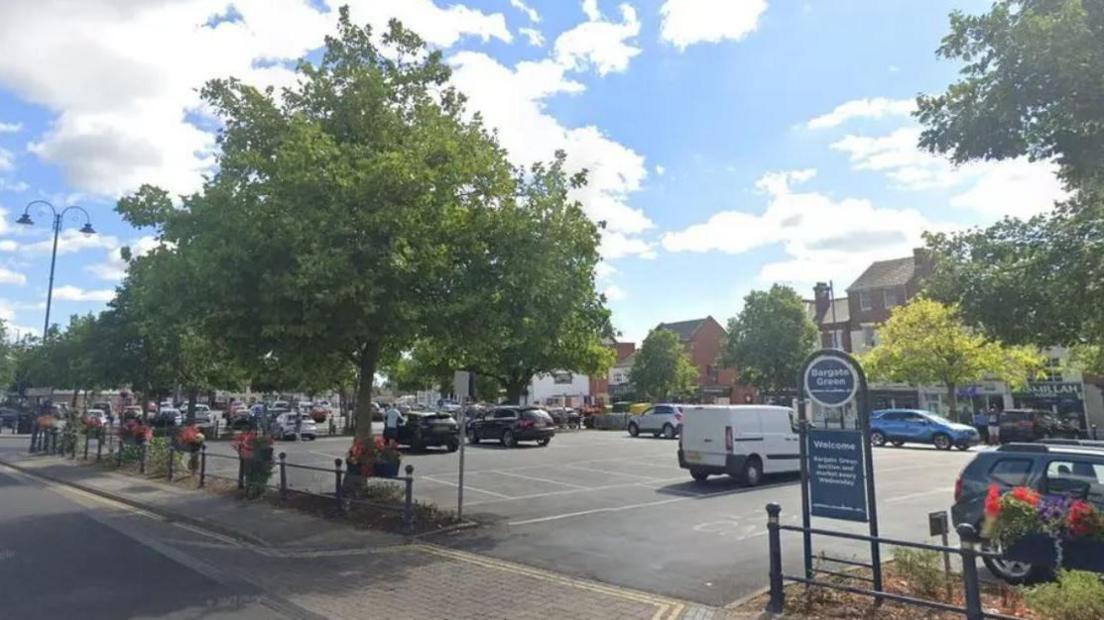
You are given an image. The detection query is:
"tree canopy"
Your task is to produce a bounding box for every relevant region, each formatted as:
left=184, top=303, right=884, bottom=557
left=861, top=299, right=1044, bottom=418
left=629, top=328, right=698, bottom=402
left=724, top=285, right=817, bottom=393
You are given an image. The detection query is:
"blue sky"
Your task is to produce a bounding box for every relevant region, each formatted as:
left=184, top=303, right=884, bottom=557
left=0, top=0, right=1067, bottom=344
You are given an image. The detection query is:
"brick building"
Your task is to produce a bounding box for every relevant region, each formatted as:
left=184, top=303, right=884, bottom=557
left=654, top=316, right=755, bottom=404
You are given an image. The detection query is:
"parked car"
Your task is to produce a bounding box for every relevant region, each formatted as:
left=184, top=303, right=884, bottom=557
left=679, top=405, right=800, bottom=485
left=951, top=440, right=1104, bottom=583
left=396, top=411, right=460, bottom=452
left=546, top=407, right=581, bottom=429
left=270, top=412, right=317, bottom=440
left=870, top=409, right=979, bottom=450
left=467, top=406, right=555, bottom=448
left=151, top=407, right=181, bottom=427
left=85, top=408, right=107, bottom=425
left=627, top=404, right=684, bottom=439
left=998, top=409, right=1079, bottom=443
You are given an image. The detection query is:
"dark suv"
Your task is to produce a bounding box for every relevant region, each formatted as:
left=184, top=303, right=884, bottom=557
left=950, top=441, right=1104, bottom=583
left=396, top=411, right=459, bottom=452
left=467, top=407, right=555, bottom=448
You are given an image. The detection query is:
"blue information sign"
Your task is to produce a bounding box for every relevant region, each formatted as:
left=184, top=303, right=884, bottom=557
left=807, top=429, right=868, bottom=522
left=803, top=355, right=858, bottom=408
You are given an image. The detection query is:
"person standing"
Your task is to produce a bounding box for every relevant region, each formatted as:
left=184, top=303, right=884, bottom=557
left=383, top=404, right=404, bottom=443
left=973, top=408, right=989, bottom=444
left=987, top=406, right=1001, bottom=445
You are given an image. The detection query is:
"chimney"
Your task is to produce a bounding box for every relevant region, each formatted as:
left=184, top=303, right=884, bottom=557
left=813, top=282, right=830, bottom=322
left=913, top=247, right=933, bottom=280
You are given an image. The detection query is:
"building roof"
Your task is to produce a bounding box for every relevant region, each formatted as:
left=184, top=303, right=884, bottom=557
left=655, top=317, right=710, bottom=342
left=805, top=298, right=850, bottom=325
left=847, top=256, right=915, bottom=292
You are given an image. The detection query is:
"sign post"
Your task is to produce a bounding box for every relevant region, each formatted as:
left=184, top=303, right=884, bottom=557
left=453, top=371, right=471, bottom=521
left=798, top=349, right=882, bottom=593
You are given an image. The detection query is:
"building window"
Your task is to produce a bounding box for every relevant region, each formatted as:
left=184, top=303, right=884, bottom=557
left=859, top=290, right=872, bottom=311
left=883, top=289, right=898, bottom=308
left=553, top=372, right=573, bottom=385
left=862, top=325, right=876, bottom=348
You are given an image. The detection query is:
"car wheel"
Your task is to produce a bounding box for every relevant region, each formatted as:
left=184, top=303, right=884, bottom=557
left=446, top=438, right=459, bottom=453
left=870, top=430, right=886, bottom=447
left=305, top=435, right=315, bottom=441
left=627, top=423, right=639, bottom=437
left=690, top=469, right=709, bottom=483
left=501, top=429, right=515, bottom=448
left=891, top=441, right=905, bottom=447
left=662, top=424, right=675, bottom=440
left=741, top=456, right=764, bottom=487
left=982, top=541, right=1049, bottom=585
left=933, top=433, right=952, bottom=450
left=467, top=429, right=480, bottom=444
left=538, top=437, right=551, bottom=447
left=955, top=443, right=971, bottom=451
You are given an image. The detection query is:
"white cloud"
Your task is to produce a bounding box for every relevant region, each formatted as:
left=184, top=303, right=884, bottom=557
left=510, top=0, right=540, bottom=22
left=85, top=234, right=161, bottom=281
left=0, top=178, right=29, bottom=192
left=51, top=284, right=115, bottom=302
left=594, top=261, right=616, bottom=280
left=0, top=147, right=12, bottom=172
left=0, top=240, right=17, bottom=252
left=660, top=0, right=766, bottom=50
left=662, top=169, right=944, bottom=287
left=807, top=97, right=914, bottom=130
left=0, top=121, right=21, bottom=133
left=603, top=284, right=626, bottom=301
left=0, top=0, right=512, bottom=198
left=19, top=228, right=118, bottom=255
left=582, top=0, right=602, bottom=21
left=655, top=165, right=665, bottom=176
left=519, top=27, right=545, bottom=47
left=555, top=2, right=641, bottom=75
left=0, top=266, right=25, bottom=285
left=601, top=230, right=655, bottom=259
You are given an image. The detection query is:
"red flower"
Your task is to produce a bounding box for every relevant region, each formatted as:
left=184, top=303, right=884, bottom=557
left=178, top=425, right=203, bottom=446
left=1068, top=500, right=1097, bottom=537
left=984, top=483, right=1002, bottom=518
left=1010, top=486, right=1041, bottom=507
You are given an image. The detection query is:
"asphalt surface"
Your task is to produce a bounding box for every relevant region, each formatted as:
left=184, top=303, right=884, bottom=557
left=0, top=459, right=299, bottom=620
left=203, top=428, right=980, bottom=606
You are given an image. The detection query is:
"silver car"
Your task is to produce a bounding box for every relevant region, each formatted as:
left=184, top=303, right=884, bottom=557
left=271, top=412, right=317, bottom=440
left=627, top=404, right=684, bottom=439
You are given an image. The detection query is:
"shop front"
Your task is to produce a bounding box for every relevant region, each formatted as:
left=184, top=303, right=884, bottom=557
left=1013, top=382, right=1087, bottom=430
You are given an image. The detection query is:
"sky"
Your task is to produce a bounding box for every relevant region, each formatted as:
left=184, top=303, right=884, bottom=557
left=0, top=0, right=1069, bottom=345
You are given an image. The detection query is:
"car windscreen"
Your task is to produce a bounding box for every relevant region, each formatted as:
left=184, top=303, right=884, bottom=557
left=522, top=410, right=553, bottom=423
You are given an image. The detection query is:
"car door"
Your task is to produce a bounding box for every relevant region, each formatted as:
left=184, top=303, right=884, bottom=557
left=651, top=405, right=674, bottom=431
left=494, top=409, right=518, bottom=438
left=875, top=411, right=901, bottom=439
left=636, top=407, right=656, bottom=431
left=899, top=412, right=928, bottom=440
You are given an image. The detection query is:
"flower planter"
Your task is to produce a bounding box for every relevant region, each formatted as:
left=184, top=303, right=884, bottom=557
left=373, top=461, right=400, bottom=478
left=1004, top=534, right=1104, bottom=572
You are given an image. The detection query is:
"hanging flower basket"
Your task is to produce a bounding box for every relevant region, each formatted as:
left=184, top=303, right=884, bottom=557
left=176, top=425, right=206, bottom=453
left=347, top=436, right=402, bottom=478
left=984, top=484, right=1104, bottom=573
left=119, top=419, right=153, bottom=444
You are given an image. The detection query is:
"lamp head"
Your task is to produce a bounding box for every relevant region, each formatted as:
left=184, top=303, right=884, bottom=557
left=16, top=213, right=33, bottom=226
left=79, top=223, right=96, bottom=235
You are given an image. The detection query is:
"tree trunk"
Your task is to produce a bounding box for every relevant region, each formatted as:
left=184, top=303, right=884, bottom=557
left=353, top=342, right=381, bottom=441
left=946, top=382, right=958, bottom=422
left=504, top=373, right=530, bottom=405
left=187, top=387, right=199, bottom=424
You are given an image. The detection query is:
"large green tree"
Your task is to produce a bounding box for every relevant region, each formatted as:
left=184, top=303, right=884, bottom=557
left=629, top=328, right=698, bottom=402
left=862, top=299, right=1044, bottom=419
left=724, top=285, right=817, bottom=394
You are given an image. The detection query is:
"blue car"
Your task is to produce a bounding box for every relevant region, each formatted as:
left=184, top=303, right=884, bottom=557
left=870, top=409, right=980, bottom=451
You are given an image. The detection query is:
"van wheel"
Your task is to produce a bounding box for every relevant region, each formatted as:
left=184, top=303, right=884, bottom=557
left=690, top=469, right=709, bottom=482
left=933, top=433, right=952, bottom=450
left=870, top=431, right=886, bottom=447
left=627, top=423, right=639, bottom=437
left=741, top=456, right=763, bottom=487
left=662, top=424, right=675, bottom=439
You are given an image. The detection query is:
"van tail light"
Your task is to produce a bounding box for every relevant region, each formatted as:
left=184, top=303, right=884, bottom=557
left=725, top=426, right=733, bottom=453
left=954, top=472, right=964, bottom=503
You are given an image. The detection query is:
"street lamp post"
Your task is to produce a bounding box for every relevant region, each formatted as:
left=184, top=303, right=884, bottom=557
left=15, top=200, right=96, bottom=340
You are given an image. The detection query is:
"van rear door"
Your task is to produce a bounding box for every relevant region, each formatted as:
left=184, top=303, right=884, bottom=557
left=682, top=407, right=727, bottom=468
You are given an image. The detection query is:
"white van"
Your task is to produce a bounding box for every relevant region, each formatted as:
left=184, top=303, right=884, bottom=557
left=678, top=405, right=801, bottom=485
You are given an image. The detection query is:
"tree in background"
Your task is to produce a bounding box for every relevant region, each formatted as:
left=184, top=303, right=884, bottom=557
left=630, top=329, right=698, bottom=402
left=862, top=299, right=1044, bottom=419
left=724, top=285, right=817, bottom=395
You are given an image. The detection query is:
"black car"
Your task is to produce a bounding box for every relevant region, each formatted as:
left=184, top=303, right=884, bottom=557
left=467, top=407, right=555, bottom=448
left=545, top=407, right=581, bottom=429
left=397, top=411, right=460, bottom=452
left=998, top=409, right=1080, bottom=443
left=950, top=440, right=1104, bottom=583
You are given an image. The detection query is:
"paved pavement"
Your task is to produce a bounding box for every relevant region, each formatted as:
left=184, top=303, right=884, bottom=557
left=0, top=436, right=721, bottom=619
left=200, top=428, right=980, bottom=607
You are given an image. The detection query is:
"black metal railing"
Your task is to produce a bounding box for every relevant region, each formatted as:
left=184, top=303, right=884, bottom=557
left=764, top=503, right=1023, bottom=620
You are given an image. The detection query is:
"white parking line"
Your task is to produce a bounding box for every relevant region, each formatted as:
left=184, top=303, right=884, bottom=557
left=489, top=470, right=591, bottom=489
left=564, top=464, right=660, bottom=480
left=421, top=475, right=513, bottom=499
left=884, top=488, right=950, bottom=503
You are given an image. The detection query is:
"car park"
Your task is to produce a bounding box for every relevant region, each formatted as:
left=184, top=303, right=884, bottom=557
left=678, top=405, right=800, bottom=485
left=627, top=404, right=683, bottom=439
left=950, top=440, right=1104, bottom=583
left=870, top=409, right=979, bottom=450
left=396, top=411, right=460, bottom=452
left=270, top=412, right=317, bottom=440
left=467, top=406, right=555, bottom=448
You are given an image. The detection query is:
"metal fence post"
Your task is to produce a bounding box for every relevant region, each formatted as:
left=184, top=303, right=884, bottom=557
left=279, top=452, right=287, bottom=500
left=167, top=445, right=175, bottom=481
left=237, top=455, right=244, bottom=490
left=403, top=464, right=415, bottom=534
left=957, top=524, right=983, bottom=620
left=108, top=420, right=114, bottom=455
left=83, top=432, right=90, bottom=460
left=29, top=427, right=37, bottom=453
left=199, top=444, right=207, bottom=488
left=140, top=442, right=147, bottom=474
left=1093, top=424, right=1098, bottom=441
left=96, top=429, right=103, bottom=462
left=117, top=441, right=124, bottom=467
left=213, top=419, right=220, bottom=440
left=334, top=458, right=344, bottom=513
left=766, top=503, right=785, bottom=614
